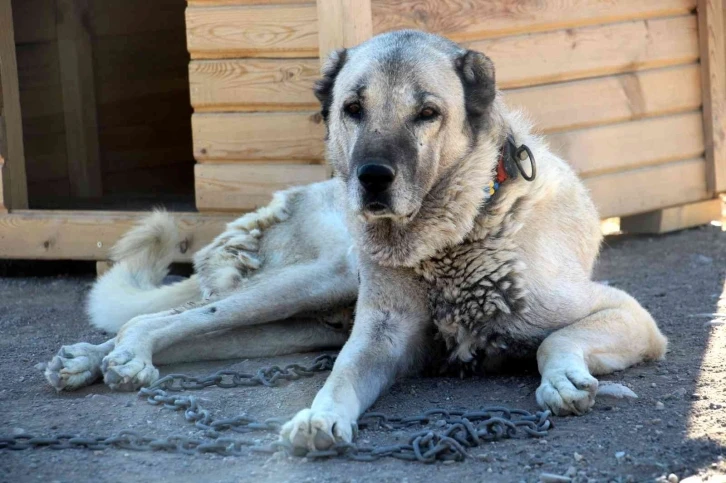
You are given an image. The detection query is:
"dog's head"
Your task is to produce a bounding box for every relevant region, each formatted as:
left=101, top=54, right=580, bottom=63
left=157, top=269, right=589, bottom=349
left=316, top=30, right=498, bottom=225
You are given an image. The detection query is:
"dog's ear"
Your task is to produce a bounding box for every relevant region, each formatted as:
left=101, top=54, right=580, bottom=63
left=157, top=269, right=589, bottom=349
left=314, top=48, right=348, bottom=122
left=455, top=50, right=496, bottom=129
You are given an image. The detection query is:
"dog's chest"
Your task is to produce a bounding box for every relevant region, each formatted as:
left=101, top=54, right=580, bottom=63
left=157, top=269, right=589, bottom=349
left=416, top=235, right=536, bottom=368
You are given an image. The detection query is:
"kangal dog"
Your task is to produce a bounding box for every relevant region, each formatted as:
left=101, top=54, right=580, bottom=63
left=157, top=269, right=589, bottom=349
left=45, top=30, right=667, bottom=452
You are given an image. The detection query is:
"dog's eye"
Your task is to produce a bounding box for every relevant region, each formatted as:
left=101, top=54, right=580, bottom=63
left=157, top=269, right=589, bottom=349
left=417, top=107, right=439, bottom=121
left=344, top=102, right=362, bottom=119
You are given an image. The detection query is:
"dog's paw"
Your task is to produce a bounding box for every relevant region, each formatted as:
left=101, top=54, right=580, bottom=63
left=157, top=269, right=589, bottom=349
left=102, top=349, right=158, bottom=391
left=44, top=341, right=113, bottom=391
left=280, top=408, right=355, bottom=453
left=536, top=367, right=598, bottom=416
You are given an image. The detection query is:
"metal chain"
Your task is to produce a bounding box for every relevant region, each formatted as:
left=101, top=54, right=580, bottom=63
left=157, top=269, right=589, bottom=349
left=0, top=354, right=552, bottom=462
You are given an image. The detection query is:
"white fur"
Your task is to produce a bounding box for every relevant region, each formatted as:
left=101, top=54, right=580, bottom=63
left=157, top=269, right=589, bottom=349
left=86, top=211, right=201, bottom=333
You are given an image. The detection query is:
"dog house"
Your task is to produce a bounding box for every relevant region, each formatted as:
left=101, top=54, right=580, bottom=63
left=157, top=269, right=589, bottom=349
left=1, top=0, right=725, bottom=264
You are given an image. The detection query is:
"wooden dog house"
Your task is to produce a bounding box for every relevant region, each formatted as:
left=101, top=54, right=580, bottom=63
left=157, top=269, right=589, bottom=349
left=1, top=0, right=725, bottom=264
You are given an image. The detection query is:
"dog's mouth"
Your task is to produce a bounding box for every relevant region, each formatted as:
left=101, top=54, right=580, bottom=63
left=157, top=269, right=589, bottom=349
left=359, top=202, right=418, bottom=223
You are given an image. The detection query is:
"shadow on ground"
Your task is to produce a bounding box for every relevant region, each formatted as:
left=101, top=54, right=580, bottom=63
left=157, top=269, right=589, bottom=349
left=1, top=226, right=725, bottom=482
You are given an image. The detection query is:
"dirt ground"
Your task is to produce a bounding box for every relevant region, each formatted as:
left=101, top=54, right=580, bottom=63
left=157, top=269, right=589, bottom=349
left=2, top=225, right=726, bottom=482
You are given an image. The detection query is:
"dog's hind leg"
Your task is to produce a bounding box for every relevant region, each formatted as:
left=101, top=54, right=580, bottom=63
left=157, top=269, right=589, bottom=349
left=101, top=260, right=357, bottom=391
left=535, top=283, right=668, bottom=416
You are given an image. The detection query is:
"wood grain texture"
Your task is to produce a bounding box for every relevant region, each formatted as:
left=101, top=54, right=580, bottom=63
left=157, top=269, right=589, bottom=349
left=620, top=198, right=721, bottom=233
left=698, top=0, right=726, bottom=194
left=584, top=158, right=708, bottom=218
left=186, top=4, right=319, bottom=59
left=550, top=111, right=705, bottom=178
left=192, top=112, right=325, bottom=162
left=195, top=163, right=327, bottom=211
left=0, top=210, right=233, bottom=261
left=372, top=0, right=697, bottom=41
left=0, top=154, right=7, bottom=213
left=317, top=0, right=372, bottom=60
left=56, top=0, right=103, bottom=198
left=472, top=15, right=700, bottom=89
left=189, top=58, right=319, bottom=111
left=0, top=0, right=29, bottom=210
left=506, top=64, right=702, bottom=133
left=189, top=0, right=310, bottom=4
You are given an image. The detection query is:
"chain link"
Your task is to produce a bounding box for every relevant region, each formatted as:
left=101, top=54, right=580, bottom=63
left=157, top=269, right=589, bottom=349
left=1, top=354, right=552, bottom=462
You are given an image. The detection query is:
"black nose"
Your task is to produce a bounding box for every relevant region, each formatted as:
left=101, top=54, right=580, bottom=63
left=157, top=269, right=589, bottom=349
left=357, top=163, right=395, bottom=193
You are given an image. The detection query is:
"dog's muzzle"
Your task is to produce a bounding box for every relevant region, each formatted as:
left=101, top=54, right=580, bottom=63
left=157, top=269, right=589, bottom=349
left=357, top=162, right=396, bottom=214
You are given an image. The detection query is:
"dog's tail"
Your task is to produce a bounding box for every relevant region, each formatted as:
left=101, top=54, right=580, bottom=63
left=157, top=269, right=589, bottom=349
left=86, top=210, right=202, bottom=334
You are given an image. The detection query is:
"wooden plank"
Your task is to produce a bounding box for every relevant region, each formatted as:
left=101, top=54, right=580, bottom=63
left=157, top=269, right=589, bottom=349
left=192, top=112, right=325, bottom=162
left=195, top=163, right=327, bottom=211
left=471, top=15, right=700, bottom=90
left=620, top=198, right=722, bottom=233
left=185, top=4, right=319, bottom=59
left=189, top=0, right=310, bottom=5
left=0, top=155, right=7, bottom=213
left=0, top=210, right=233, bottom=261
left=505, top=64, right=702, bottom=134
left=188, top=61, right=702, bottom=126
left=0, top=0, right=29, bottom=210
left=698, top=0, right=726, bottom=194
left=12, top=0, right=57, bottom=44
left=372, top=0, right=697, bottom=42
left=550, top=111, right=705, bottom=178
left=189, top=58, right=319, bottom=111
left=185, top=11, right=698, bottom=86
left=317, top=0, right=372, bottom=60
left=585, top=158, right=709, bottom=218
left=56, top=0, right=102, bottom=198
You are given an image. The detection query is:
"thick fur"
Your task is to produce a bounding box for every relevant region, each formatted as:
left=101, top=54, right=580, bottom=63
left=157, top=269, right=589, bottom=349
left=87, top=211, right=201, bottom=333
left=46, top=31, right=667, bottom=454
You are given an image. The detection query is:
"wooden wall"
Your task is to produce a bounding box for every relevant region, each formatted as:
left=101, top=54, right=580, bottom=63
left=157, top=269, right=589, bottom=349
left=13, top=0, right=194, bottom=209
left=186, top=0, right=713, bottom=219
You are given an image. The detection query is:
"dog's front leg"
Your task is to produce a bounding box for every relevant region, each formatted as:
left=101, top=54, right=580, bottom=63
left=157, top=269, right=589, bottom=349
left=281, top=262, right=430, bottom=452
left=536, top=283, right=667, bottom=416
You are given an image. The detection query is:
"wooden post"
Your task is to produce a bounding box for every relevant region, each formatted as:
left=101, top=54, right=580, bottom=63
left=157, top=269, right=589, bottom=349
left=698, top=0, right=726, bottom=195
left=316, top=0, right=373, bottom=62
left=316, top=0, right=372, bottom=176
left=0, top=0, right=29, bottom=210
left=56, top=0, right=103, bottom=198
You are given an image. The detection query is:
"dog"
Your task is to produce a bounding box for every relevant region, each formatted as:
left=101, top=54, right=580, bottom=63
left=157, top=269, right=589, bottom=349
left=44, top=30, right=667, bottom=452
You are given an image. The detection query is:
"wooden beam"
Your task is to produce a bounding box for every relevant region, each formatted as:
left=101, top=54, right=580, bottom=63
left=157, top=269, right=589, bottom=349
left=549, top=111, right=705, bottom=178
left=584, top=158, right=709, bottom=218
left=195, top=163, right=328, bottom=211
left=56, top=0, right=103, bottom=198
left=373, top=0, right=696, bottom=42
left=620, top=198, right=722, bottom=233
left=192, top=112, right=325, bottom=162
left=0, top=210, right=234, bottom=261
left=188, top=58, right=319, bottom=112
left=698, top=0, right=726, bottom=194
left=0, top=0, right=29, bottom=210
left=186, top=5, right=319, bottom=59
left=317, top=0, right=372, bottom=61
left=0, top=155, right=7, bottom=213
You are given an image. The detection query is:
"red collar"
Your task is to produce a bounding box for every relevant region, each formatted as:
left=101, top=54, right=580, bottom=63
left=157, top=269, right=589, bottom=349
left=496, top=152, right=510, bottom=184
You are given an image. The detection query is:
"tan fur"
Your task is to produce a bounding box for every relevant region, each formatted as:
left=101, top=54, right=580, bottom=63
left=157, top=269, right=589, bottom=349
left=46, top=31, right=666, bottom=454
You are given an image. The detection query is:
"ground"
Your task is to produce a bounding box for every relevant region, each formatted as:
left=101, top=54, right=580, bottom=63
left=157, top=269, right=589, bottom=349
left=2, top=226, right=726, bottom=483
